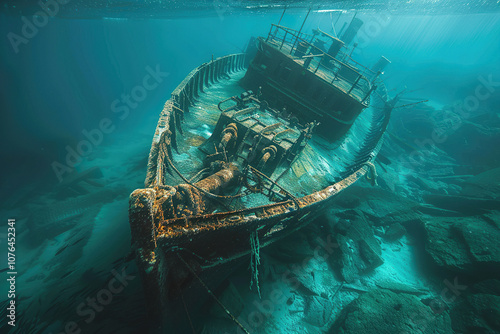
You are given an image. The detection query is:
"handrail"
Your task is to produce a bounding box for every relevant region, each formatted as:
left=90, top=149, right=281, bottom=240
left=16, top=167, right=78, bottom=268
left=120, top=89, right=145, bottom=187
left=266, top=24, right=381, bottom=103
left=144, top=53, right=246, bottom=188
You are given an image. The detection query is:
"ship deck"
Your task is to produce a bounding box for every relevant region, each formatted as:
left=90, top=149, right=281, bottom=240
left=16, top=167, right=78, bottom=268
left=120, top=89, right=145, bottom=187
left=167, top=69, right=376, bottom=210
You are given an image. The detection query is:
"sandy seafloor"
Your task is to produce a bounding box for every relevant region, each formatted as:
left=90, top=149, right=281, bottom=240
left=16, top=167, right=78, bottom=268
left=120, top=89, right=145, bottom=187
left=1, top=2, right=500, bottom=334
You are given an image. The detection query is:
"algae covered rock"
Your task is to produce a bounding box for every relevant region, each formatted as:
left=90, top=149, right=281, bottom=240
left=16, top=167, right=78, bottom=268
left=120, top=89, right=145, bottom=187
left=450, top=293, right=500, bottom=334
left=422, top=215, right=500, bottom=277
left=303, top=294, right=334, bottom=327
left=333, top=214, right=383, bottom=282
left=471, top=279, right=500, bottom=296
left=328, top=289, right=452, bottom=334
left=384, top=222, right=406, bottom=241
left=422, top=219, right=472, bottom=272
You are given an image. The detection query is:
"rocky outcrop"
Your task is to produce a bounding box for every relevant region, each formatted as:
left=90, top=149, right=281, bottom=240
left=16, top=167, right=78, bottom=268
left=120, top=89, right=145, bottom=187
left=335, top=186, right=420, bottom=224
left=460, top=167, right=500, bottom=199
left=423, top=194, right=500, bottom=215
left=328, top=289, right=452, bottom=334
left=383, top=222, right=406, bottom=241
left=332, top=211, right=383, bottom=282
left=303, top=294, right=335, bottom=327
left=420, top=212, right=500, bottom=278
left=450, top=293, right=500, bottom=334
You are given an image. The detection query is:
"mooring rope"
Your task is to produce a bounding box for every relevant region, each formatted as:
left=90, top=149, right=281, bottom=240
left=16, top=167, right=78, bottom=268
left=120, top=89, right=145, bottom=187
left=176, top=254, right=251, bottom=334
left=249, top=230, right=261, bottom=299
left=363, top=161, right=378, bottom=186
left=188, top=167, right=210, bottom=183
left=181, top=294, right=196, bottom=334
left=249, top=166, right=301, bottom=210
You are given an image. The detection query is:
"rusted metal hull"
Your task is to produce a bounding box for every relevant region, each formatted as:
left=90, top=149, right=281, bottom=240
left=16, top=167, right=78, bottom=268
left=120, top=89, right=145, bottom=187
left=130, top=164, right=371, bottom=331
left=129, top=44, right=391, bottom=330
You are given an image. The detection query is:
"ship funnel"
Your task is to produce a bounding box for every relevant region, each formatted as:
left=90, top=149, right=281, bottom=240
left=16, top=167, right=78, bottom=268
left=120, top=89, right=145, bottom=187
left=327, top=37, right=344, bottom=58
left=341, top=17, right=363, bottom=45
left=370, top=56, right=391, bottom=79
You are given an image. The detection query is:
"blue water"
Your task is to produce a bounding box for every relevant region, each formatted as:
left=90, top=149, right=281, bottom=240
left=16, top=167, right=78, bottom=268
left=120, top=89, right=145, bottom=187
left=1, top=1, right=500, bottom=333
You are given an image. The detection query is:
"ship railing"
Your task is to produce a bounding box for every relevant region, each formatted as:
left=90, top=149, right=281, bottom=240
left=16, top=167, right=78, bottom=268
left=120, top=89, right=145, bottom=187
left=266, top=24, right=382, bottom=104
left=144, top=53, right=247, bottom=188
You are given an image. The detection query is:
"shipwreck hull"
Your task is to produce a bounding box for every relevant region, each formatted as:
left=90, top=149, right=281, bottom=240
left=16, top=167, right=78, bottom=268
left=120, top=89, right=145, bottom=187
left=130, top=162, right=373, bottom=332
left=129, top=44, right=392, bottom=331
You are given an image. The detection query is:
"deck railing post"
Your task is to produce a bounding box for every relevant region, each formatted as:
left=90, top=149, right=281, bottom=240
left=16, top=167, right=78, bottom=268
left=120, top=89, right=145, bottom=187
left=371, top=71, right=381, bottom=84
left=200, top=67, right=205, bottom=92
left=331, top=66, right=339, bottom=84
left=211, top=61, right=216, bottom=83
left=216, top=59, right=220, bottom=80
left=189, top=79, right=194, bottom=101
left=362, top=84, right=377, bottom=103
left=196, top=72, right=201, bottom=96
left=348, top=74, right=362, bottom=94
left=314, top=54, right=324, bottom=74
left=204, top=65, right=210, bottom=87
left=193, top=73, right=198, bottom=97
left=183, top=90, right=188, bottom=110
left=266, top=24, right=274, bottom=42
left=214, top=58, right=219, bottom=81
left=280, top=31, right=288, bottom=50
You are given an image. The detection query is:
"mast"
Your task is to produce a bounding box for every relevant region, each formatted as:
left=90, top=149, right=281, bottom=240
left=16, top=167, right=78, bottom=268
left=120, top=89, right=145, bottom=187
left=278, top=5, right=287, bottom=25
left=291, top=7, right=312, bottom=53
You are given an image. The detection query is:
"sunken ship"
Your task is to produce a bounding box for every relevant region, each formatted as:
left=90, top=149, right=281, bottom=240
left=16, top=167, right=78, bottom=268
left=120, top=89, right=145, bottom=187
left=129, top=16, right=395, bottom=332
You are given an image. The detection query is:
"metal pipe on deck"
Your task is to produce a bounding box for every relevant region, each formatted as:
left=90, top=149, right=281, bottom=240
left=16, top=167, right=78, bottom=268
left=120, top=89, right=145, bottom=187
left=194, top=163, right=241, bottom=194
